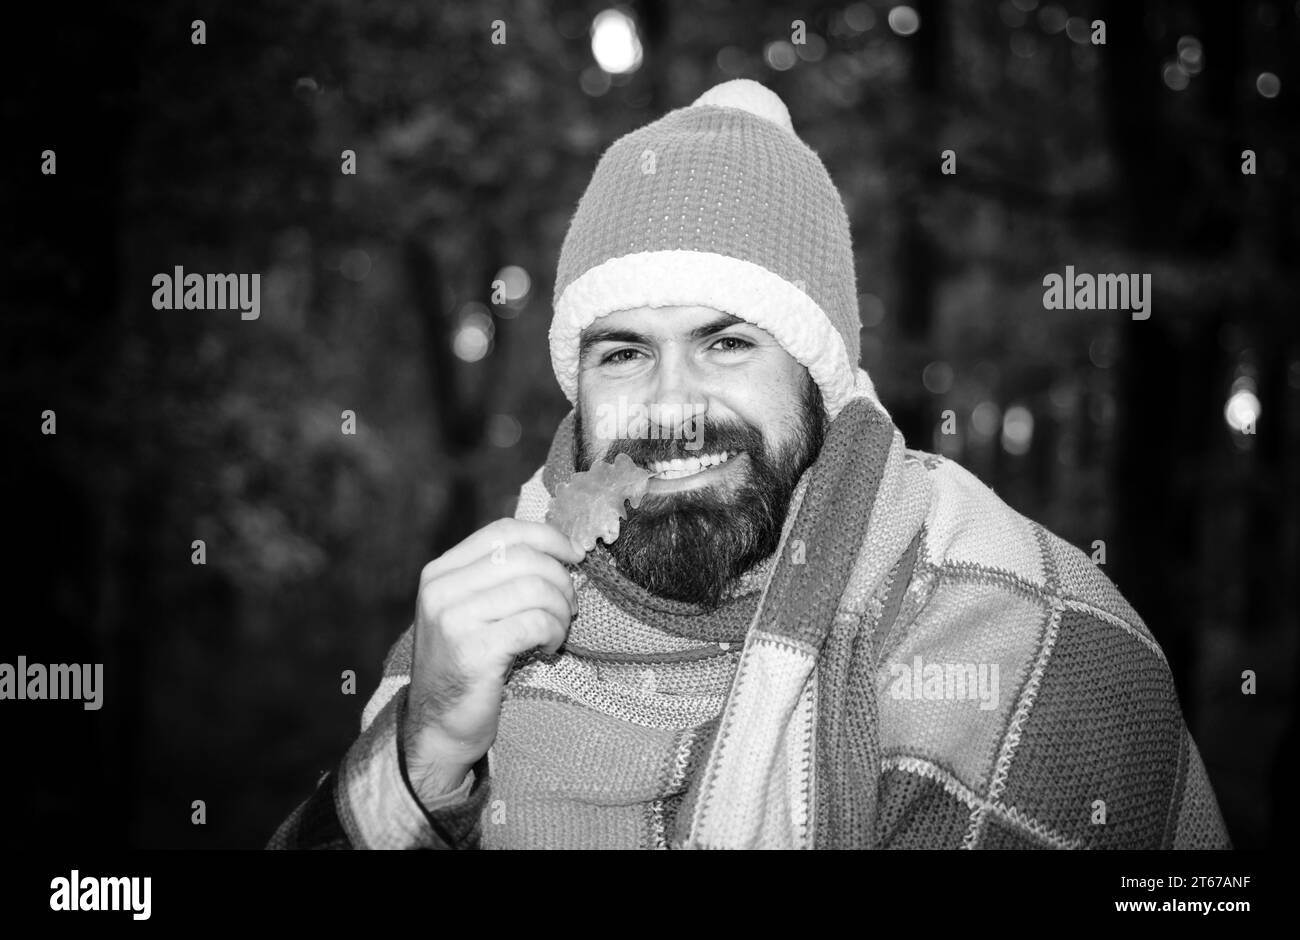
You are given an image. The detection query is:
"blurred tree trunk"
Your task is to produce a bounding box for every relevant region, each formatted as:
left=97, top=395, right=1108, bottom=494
left=1102, top=0, right=1219, bottom=716
left=1251, top=0, right=1300, bottom=851
left=634, top=0, right=669, bottom=112
left=405, top=222, right=478, bottom=557
left=889, top=0, right=946, bottom=451
left=405, top=214, right=513, bottom=557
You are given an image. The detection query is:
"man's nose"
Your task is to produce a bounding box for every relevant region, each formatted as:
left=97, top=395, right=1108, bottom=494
left=651, top=349, right=693, bottom=400
left=648, top=351, right=707, bottom=432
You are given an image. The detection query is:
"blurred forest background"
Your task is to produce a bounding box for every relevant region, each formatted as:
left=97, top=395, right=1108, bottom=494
left=2, top=0, right=1296, bottom=849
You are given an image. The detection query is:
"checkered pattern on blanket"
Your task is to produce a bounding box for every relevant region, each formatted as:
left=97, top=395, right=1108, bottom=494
left=268, top=376, right=1229, bottom=850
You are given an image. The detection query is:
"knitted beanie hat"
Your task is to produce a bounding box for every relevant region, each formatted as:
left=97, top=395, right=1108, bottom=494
left=550, top=78, right=876, bottom=420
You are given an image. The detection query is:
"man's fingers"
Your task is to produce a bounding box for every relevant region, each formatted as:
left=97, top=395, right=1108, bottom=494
left=423, top=545, right=577, bottom=614
left=422, top=519, right=584, bottom=584
left=490, top=608, right=569, bottom=659
left=449, top=575, right=574, bottom=633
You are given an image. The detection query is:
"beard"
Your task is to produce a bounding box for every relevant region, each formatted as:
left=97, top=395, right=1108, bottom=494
left=573, top=375, right=825, bottom=610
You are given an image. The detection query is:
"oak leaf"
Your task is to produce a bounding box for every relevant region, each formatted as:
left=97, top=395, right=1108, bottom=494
left=546, top=453, right=653, bottom=552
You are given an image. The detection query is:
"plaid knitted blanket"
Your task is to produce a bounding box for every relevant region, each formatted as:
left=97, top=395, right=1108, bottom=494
left=268, top=370, right=1230, bottom=849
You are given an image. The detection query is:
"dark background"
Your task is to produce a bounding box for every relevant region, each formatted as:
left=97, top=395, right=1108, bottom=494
left=1, top=0, right=1295, bottom=849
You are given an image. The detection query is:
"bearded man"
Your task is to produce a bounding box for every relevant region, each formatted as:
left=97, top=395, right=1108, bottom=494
left=269, top=80, right=1230, bottom=850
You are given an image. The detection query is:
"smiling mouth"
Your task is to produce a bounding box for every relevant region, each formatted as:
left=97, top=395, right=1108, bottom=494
left=643, top=450, right=741, bottom=480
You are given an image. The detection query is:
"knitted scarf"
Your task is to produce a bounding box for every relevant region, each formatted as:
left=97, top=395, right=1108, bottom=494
left=483, top=373, right=927, bottom=848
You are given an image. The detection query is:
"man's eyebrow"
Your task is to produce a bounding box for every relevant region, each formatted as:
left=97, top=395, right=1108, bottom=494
left=579, top=326, right=646, bottom=361
left=689, top=313, right=746, bottom=339
left=578, top=314, right=748, bottom=361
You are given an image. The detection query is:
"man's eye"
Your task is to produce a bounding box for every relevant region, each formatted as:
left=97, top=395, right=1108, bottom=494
left=601, top=348, right=643, bottom=365
left=711, top=336, right=753, bottom=352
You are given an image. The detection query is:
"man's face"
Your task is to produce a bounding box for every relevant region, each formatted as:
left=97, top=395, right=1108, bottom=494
left=574, top=305, right=826, bottom=609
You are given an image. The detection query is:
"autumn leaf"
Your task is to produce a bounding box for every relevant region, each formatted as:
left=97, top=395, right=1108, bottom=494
left=546, top=452, right=654, bottom=552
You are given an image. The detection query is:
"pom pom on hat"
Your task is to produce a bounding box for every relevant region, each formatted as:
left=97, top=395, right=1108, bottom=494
left=690, top=79, right=795, bottom=135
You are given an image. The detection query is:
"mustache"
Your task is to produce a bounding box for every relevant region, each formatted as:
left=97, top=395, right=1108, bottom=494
left=597, top=421, right=765, bottom=466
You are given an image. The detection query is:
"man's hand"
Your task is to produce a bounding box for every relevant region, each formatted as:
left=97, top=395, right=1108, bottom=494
left=401, top=519, right=585, bottom=807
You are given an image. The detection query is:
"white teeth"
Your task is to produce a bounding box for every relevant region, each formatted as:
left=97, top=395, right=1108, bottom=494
left=646, top=451, right=738, bottom=478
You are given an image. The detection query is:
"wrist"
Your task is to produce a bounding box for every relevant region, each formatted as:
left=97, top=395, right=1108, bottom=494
left=401, top=720, right=474, bottom=803
left=405, top=748, right=472, bottom=804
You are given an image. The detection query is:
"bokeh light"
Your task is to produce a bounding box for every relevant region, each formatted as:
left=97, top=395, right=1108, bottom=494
left=888, top=6, right=921, bottom=37
left=795, top=33, right=827, bottom=62
left=453, top=305, right=494, bottom=363
left=1256, top=72, right=1281, bottom=98
left=1002, top=404, right=1035, bottom=456
left=580, top=65, right=612, bottom=96
left=764, top=40, right=798, bottom=71
left=493, top=264, right=531, bottom=317
left=971, top=401, right=1002, bottom=440
left=1049, top=380, right=1078, bottom=416
left=1163, top=62, right=1190, bottom=91
left=716, top=46, right=749, bottom=76
left=1037, top=4, right=1068, bottom=34
left=859, top=293, right=886, bottom=329
left=591, top=9, right=642, bottom=75
left=487, top=413, right=523, bottom=448
left=293, top=76, right=321, bottom=101
left=1225, top=374, right=1261, bottom=435
left=1177, top=36, right=1204, bottom=75
left=923, top=361, right=955, bottom=395
left=1224, top=388, right=1261, bottom=433
left=1089, top=335, right=1116, bottom=369
left=844, top=2, right=876, bottom=32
